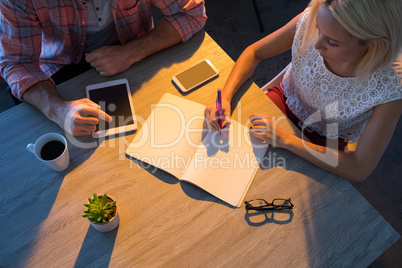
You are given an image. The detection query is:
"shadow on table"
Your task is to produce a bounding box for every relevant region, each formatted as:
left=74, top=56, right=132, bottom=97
left=180, top=181, right=235, bottom=209
left=126, top=156, right=235, bottom=208
left=0, top=124, right=100, bottom=267
left=135, top=30, right=205, bottom=92
left=245, top=209, right=294, bottom=226
left=74, top=225, right=119, bottom=267
left=66, top=135, right=101, bottom=171
left=127, top=157, right=179, bottom=185
left=257, top=145, right=389, bottom=266
left=255, top=147, right=337, bottom=266
left=57, top=31, right=204, bottom=103
left=1, top=174, right=65, bottom=267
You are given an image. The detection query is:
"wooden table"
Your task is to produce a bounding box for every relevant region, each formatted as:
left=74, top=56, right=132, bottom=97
left=0, top=31, right=399, bottom=267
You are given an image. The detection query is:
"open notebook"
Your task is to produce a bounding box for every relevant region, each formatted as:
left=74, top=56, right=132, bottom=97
left=125, top=93, right=269, bottom=207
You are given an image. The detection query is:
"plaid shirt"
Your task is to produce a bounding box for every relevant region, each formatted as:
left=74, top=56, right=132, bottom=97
left=0, top=0, right=206, bottom=99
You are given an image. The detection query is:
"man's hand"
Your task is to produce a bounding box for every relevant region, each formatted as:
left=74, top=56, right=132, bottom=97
left=85, top=45, right=135, bottom=76
left=61, top=99, right=113, bottom=136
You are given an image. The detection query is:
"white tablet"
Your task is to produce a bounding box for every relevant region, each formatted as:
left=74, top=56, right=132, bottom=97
left=86, top=78, right=137, bottom=138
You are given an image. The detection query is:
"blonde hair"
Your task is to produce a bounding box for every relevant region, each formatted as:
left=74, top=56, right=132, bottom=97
left=302, top=0, right=402, bottom=81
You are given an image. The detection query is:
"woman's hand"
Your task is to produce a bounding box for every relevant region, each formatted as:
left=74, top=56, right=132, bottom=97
left=249, top=113, right=289, bottom=147
left=204, top=98, right=231, bottom=130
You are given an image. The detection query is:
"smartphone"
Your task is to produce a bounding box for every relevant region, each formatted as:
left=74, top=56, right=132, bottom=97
left=86, top=78, right=137, bottom=138
left=172, top=59, right=219, bottom=92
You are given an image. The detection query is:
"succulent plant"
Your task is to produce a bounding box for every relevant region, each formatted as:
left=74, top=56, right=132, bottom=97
left=82, top=193, right=117, bottom=224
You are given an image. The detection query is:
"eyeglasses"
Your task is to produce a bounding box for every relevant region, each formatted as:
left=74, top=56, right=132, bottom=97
left=245, top=198, right=294, bottom=211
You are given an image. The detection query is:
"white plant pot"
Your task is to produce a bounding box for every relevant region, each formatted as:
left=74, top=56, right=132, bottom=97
left=87, top=195, right=120, bottom=232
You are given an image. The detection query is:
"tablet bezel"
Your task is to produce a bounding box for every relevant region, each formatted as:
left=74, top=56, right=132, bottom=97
left=86, top=78, right=137, bottom=138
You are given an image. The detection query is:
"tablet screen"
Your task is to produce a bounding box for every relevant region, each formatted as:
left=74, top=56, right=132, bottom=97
left=87, top=83, right=135, bottom=131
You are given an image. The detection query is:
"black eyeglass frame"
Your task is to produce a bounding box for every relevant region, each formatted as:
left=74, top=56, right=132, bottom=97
left=244, top=198, right=294, bottom=211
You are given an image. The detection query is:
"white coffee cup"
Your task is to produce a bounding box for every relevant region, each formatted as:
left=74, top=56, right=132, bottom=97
left=27, top=133, right=70, bottom=171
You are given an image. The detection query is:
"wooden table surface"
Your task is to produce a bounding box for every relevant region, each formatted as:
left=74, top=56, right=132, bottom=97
left=0, top=31, right=399, bottom=267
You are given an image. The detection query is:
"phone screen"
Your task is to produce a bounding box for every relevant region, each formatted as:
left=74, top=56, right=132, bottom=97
left=88, top=83, right=135, bottom=131
left=175, top=60, right=218, bottom=91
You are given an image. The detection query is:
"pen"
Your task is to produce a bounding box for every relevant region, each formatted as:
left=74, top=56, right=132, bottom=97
left=216, top=88, right=223, bottom=134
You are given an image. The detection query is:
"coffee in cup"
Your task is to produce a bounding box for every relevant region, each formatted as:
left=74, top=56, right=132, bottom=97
left=27, top=133, right=70, bottom=171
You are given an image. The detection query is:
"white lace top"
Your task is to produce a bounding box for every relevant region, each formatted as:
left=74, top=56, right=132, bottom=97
left=282, top=9, right=402, bottom=143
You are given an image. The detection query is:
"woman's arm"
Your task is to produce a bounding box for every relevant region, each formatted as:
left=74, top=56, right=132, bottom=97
left=205, top=13, right=301, bottom=130
left=222, top=13, right=301, bottom=101
left=250, top=99, right=402, bottom=182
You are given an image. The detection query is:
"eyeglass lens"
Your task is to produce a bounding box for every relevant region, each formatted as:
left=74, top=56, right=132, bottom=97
left=246, top=199, right=293, bottom=209
left=248, top=199, right=269, bottom=207
left=272, top=199, right=292, bottom=207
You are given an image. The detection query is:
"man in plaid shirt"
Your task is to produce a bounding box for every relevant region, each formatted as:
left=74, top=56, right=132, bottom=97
left=0, top=0, right=206, bottom=136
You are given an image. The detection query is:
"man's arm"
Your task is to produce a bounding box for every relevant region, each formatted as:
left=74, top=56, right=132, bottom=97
left=22, top=80, right=112, bottom=136
left=0, top=0, right=50, bottom=100
left=85, top=19, right=182, bottom=76
left=86, top=0, right=207, bottom=76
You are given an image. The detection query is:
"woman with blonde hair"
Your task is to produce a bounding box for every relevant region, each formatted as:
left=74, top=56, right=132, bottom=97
left=204, top=0, right=402, bottom=181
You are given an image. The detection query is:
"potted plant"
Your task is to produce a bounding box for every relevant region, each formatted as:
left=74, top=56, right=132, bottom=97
left=82, top=193, right=120, bottom=232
